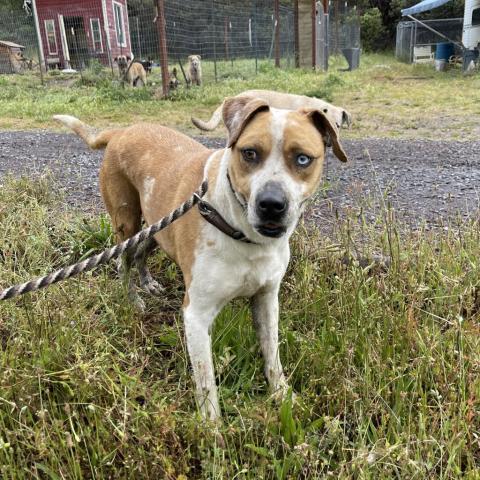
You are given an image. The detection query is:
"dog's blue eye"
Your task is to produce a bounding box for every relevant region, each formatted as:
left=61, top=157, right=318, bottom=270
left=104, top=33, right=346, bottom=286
left=296, top=154, right=312, bottom=168
left=242, top=149, right=258, bottom=163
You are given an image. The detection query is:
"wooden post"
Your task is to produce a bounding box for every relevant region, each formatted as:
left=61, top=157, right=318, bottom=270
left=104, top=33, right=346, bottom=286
left=155, top=0, right=169, bottom=97
left=274, top=0, right=280, bottom=67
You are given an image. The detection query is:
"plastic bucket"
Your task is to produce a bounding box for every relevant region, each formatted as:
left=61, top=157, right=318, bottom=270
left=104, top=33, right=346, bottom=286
left=435, top=42, right=454, bottom=61
left=435, top=59, right=446, bottom=71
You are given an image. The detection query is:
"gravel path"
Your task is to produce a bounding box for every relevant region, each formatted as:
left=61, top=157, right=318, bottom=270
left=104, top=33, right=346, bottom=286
left=0, top=130, right=479, bottom=228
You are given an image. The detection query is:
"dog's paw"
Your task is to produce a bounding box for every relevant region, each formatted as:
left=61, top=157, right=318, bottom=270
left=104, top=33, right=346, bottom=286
left=128, top=291, right=146, bottom=312
left=270, top=383, right=297, bottom=405
left=140, top=278, right=164, bottom=296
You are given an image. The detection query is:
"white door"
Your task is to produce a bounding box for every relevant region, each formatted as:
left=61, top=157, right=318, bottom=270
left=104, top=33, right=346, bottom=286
left=58, top=14, right=70, bottom=68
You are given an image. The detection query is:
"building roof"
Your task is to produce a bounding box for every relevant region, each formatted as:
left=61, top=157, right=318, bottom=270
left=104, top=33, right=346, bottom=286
left=0, top=40, right=25, bottom=49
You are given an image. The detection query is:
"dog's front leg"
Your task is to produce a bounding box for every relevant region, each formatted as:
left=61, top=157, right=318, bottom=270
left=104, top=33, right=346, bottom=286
left=251, top=286, right=288, bottom=397
left=183, top=299, right=221, bottom=421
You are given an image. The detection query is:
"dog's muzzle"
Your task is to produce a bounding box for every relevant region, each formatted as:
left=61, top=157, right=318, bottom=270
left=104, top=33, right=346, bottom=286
left=255, top=181, right=288, bottom=238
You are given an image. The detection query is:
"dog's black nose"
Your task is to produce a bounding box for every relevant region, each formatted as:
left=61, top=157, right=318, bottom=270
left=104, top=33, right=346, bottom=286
left=256, top=183, right=288, bottom=221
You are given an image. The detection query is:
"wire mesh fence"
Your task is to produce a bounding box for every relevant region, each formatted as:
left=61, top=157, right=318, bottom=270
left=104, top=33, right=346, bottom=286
left=0, top=0, right=364, bottom=92
left=396, top=18, right=463, bottom=63
left=164, top=0, right=295, bottom=83
left=328, top=4, right=360, bottom=55
left=0, top=0, right=296, bottom=89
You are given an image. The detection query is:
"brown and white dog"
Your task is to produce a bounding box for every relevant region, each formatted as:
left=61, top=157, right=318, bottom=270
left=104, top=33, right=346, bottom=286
left=114, top=55, right=147, bottom=87
left=53, top=96, right=347, bottom=421
left=192, top=89, right=352, bottom=131
left=186, top=55, right=202, bottom=86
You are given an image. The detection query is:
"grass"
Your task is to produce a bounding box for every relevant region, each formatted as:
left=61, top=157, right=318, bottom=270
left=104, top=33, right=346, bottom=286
left=1, top=51, right=480, bottom=477
left=0, top=53, right=479, bottom=139
left=1, top=175, right=480, bottom=478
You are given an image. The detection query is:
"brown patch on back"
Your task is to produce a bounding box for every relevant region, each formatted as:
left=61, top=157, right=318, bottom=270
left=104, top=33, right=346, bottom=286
left=98, top=123, right=213, bottom=293
left=228, top=110, right=273, bottom=202
left=283, top=111, right=326, bottom=198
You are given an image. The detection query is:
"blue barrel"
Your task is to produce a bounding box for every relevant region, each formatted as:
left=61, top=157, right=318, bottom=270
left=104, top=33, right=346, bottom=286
left=435, top=42, right=454, bottom=61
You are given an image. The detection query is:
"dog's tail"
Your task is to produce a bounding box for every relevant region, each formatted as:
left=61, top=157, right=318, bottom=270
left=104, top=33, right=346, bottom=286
left=191, top=102, right=224, bottom=131
left=53, top=115, right=120, bottom=149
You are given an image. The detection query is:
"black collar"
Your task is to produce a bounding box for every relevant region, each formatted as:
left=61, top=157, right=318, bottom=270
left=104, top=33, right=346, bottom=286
left=196, top=173, right=255, bottom=244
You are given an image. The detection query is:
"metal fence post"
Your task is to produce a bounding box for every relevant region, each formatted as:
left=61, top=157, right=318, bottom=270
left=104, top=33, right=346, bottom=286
left=274, top=0, right=280, bottom=67
left=224, top=16, right=229, bottom=62
left=136, top=17, right=142, bottom=58
left=311, top=0, right=316, bottom=69
left=294, top=0, right=299, bottom=68
left=155, top=0, right=170, bottom=97
left=211, top=0, right=218, bottom=82
left=31, top=0, right=44, bottom=84
left=254, top=0, right=258, bottom=74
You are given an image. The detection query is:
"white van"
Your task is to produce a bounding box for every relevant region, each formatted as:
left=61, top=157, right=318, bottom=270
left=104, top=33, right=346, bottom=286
left=463, top=0, right=480, bottom=49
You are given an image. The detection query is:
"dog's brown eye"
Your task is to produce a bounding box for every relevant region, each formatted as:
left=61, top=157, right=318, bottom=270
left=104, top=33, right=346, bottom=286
left=241, top=149, right=258, bottom=163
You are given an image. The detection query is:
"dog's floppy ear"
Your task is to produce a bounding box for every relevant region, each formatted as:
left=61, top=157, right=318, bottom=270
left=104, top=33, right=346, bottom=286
left=126, top=55, right=131, bottom=62
left=197, top=55, right=201, bottom=59
left=303, top=108, right=348, bottom=162
left=114, top=57, right=118, bottom=63
left=223, top=96, right=270, bottom=148
left=188, top=55, right=193, bottom=61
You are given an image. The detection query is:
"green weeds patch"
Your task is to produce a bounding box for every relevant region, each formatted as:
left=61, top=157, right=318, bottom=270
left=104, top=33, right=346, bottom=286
left=2, top=54, right=479, bottom=139
left=1, top=176, right=480, bottom=478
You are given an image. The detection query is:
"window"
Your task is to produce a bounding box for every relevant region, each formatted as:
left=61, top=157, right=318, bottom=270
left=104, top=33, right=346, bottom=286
left=90, top=18, right=103, bottom=52
left=113, top=2, right=126, bottom=47
left=473, top=7, right=480, bottom=26
left=45, top=19, right=57, bottom=54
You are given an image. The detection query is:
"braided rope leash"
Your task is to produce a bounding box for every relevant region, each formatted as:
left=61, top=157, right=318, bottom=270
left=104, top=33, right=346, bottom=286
left=0, top=181, right=208, bottom=302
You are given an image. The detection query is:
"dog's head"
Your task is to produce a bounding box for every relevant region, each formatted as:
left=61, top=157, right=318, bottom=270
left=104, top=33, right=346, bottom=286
left=169, top=67, right=179, bottom=89
left=325, top=105, right=352, bottom=130
left=141, top=58, right=153, bottom=73
left=114, top=55, right=130, bottom=74
left=188, top=55, right=201, bottom=71
left=223, top=96, right=347, bottom=240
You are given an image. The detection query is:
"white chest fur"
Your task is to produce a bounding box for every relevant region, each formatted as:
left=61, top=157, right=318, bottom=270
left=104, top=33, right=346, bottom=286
left=189, top=223, right=290, bottom=307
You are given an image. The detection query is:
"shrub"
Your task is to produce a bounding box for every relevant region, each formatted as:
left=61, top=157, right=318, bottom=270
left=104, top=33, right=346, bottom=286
left=360, top=7, right=386, bottom=52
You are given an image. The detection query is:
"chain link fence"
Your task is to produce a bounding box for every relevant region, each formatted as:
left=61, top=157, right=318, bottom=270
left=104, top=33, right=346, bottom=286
left=396, top=18, right=463, bottom=63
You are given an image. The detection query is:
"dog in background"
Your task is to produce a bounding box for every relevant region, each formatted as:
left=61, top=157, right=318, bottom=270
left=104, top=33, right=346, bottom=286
left=114, top=55, right=147, bottom=87
left=139, top=57, right=153, bottom=74
left=186, top=55, right=202, bottom=86
left=168, top=67, right=180, bottom=90
left=192, top=89, right=352, bottom=132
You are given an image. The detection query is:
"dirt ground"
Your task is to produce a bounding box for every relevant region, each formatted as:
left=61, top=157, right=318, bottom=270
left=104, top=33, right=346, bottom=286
left=0, top=130, right=479, bottom=229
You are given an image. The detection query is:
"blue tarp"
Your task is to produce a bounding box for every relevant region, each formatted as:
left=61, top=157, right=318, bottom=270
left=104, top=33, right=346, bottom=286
left=401, top=0, right=451, bottom=16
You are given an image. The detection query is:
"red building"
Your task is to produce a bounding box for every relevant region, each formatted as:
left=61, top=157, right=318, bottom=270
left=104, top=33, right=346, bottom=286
left=33, top=0, right=132, bottom=69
